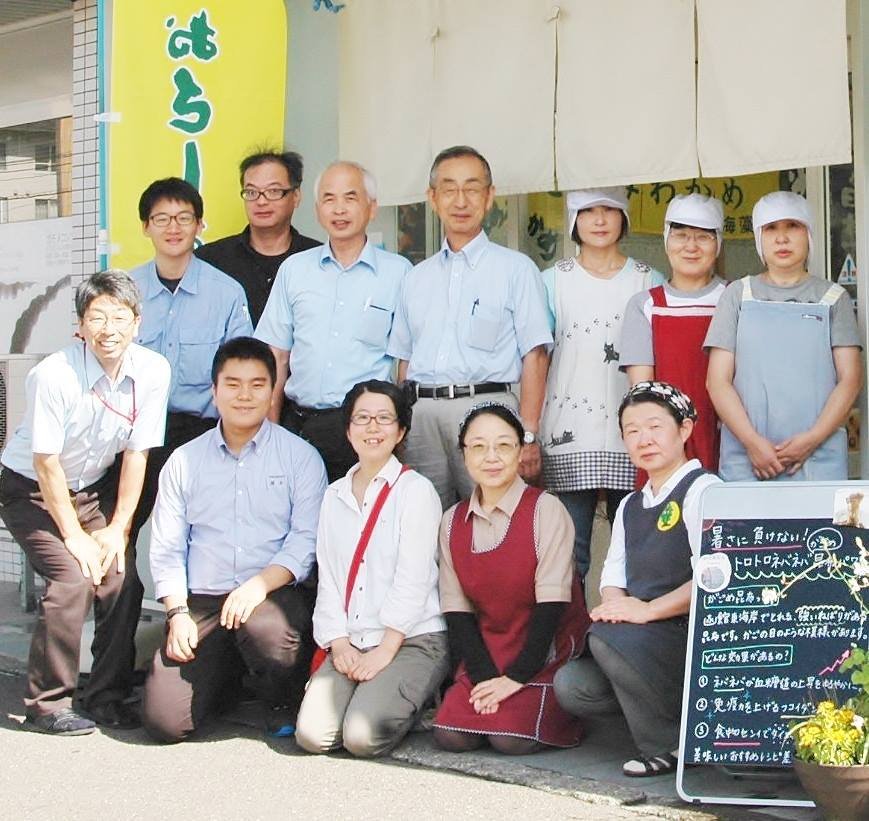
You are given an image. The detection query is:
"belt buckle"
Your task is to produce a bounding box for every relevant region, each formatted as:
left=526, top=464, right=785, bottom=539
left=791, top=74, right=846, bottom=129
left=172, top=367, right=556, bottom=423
left=447, top=384, right=455, bottom=400
left=468, top=384, right=476, bottom=398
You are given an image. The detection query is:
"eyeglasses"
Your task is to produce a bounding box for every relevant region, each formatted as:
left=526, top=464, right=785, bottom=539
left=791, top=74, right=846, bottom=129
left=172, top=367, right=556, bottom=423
left=240, top=187, right=296, bottom=202
left=149, top=212, right=197, bottom=227
left=463, top=441, right=519, bottom=459
left=350, top=412, right=399, bottom=426
left=668, top=229, right=716, bottom=248
left=82, top=314, right=137, bottom=332
left=434, top=184, right=490, bottom=202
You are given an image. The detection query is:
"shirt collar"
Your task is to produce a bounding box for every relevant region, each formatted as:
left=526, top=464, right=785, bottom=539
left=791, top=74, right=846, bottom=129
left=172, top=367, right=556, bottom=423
left=440, top=230, right=489, bottom=269
left=241, top=224, right=299, bottom=255
left=641, top=458, right=702, bottom=505
left=319, top=238, right=377, bottom=273
left=337, top=454, right=404, bottom=505
left=140, top=256, right=200, bottom=297
left=465, top=474, right=526, bottom=522
left=82, top=341, right=133, bottom=389
left=214, top=417, right=270, bottom=457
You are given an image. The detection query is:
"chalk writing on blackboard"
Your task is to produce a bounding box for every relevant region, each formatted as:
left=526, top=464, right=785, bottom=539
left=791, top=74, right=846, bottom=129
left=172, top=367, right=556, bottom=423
left=683, top=519, right=868, bottom=766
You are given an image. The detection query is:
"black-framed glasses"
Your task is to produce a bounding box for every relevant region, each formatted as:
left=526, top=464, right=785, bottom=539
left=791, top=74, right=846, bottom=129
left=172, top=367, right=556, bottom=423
left=240, top=187, right=296, bottom=202
left=149, top=212, right=197, bottom=227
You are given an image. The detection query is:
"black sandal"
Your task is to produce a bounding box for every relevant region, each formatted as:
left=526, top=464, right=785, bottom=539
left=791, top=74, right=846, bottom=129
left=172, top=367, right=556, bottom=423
left=623, top=752, right=678, bottom=777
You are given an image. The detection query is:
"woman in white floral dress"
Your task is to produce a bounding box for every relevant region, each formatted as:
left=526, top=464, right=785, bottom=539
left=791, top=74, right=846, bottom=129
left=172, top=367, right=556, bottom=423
left=540, top=188, right=664, bottom=580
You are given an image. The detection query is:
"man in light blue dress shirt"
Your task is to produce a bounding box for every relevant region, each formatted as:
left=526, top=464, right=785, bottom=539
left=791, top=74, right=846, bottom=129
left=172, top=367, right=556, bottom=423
left=255, top=161, right=411, bottom=481
left=129, top=177, right=252, bottom=537
left=142, top=337, right=327, bottom=742
left=0, top=271, right=170, bottom=735
left=389, top=146, right=553, bottom=508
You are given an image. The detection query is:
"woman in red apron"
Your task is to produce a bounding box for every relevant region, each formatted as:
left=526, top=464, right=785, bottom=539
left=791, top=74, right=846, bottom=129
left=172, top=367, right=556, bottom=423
left=621, top=193, right=726, bottom=481
left=433, top=403, right=590, bottom=754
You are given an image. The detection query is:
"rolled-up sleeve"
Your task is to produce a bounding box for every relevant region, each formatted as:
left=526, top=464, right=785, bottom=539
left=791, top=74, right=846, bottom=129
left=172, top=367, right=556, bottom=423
left=270, top=445, right=327, bottom=582
left=379, top=477, right=443, bottom=634
left=150, top=451, right=191, bottom=601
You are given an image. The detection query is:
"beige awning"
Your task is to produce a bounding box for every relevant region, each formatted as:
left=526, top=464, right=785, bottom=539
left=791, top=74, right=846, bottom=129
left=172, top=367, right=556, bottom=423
left=338, top=0, right=852, bottom=206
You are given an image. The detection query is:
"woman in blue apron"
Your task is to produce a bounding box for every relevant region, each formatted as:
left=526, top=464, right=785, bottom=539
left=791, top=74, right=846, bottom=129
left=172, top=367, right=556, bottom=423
left=553, top=382, right=720, bottom=777
left=705, top=191, right=862, bottom=482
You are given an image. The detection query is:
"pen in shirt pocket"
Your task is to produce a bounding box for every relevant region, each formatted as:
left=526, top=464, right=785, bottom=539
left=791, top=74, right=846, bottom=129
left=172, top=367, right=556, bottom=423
left=471, top=298, right=480, bottom=316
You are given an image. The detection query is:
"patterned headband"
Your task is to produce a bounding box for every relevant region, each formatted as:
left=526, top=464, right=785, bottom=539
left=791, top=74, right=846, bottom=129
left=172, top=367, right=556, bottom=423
left=620, top=380, right=697, bottom=422
left=459, top=400, right=523, bottom=432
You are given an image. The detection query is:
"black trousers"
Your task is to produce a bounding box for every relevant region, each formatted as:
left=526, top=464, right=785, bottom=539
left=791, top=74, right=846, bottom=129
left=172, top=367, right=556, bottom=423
left=280, top=400, right=356, bottom=483
left=0, top=463, right=143, bottom=717
left=142, top=585, right=314, bottom=743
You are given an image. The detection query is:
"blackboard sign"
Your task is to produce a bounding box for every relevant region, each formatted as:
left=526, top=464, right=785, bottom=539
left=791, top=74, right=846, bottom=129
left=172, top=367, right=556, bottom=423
left=681, top=515, right=868, bottom=769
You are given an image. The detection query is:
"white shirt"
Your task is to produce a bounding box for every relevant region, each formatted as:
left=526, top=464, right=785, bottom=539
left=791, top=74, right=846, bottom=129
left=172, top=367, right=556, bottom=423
left=599, top=459, right=721, bottom=591
left=313, top=455, right=445, bottom=649
left=1, top=341, right=170, bottom=490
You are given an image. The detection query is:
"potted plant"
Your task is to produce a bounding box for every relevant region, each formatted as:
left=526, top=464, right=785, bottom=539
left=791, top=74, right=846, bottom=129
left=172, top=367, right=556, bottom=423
left=787, top=646, right=869, bottom=821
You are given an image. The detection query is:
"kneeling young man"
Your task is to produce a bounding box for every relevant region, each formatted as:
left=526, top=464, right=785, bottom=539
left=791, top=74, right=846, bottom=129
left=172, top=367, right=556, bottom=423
left=143, top=337, right=327, bottom=742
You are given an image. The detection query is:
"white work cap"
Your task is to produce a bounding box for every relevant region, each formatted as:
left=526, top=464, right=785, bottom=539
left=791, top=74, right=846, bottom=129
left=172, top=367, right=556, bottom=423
left=663, top=193, right=725, bottom=255
left=751, top=191, right=814, bottom=265
left=567, top=187, right=630, bottom=240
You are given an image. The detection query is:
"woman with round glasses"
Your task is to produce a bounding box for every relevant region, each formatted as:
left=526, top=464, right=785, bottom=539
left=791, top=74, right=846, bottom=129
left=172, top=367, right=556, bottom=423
left=432, top=402, right=590, bottom=755
left=295, top=379, right=448, bottom=758
left=621, top=194, right=727, bottom=477
left=554, top=382, right=720, bottom=777
left=539, top=188, right=664, bottom=582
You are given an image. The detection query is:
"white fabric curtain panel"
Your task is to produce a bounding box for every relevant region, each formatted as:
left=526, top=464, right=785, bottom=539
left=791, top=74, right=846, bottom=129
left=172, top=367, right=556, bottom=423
left=697, top=0, right=852, bottom=177
left=555, top=0, right=699, bottom=190
left=338, top=0, right=436, bottom=206
left=430, top=0, right=557, bottom=197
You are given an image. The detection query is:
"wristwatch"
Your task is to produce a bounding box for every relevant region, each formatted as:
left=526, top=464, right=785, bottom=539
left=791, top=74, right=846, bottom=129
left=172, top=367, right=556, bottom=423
left=522, top=430, right=537, bottom=445
left=165, top=605, right=190, bottom=621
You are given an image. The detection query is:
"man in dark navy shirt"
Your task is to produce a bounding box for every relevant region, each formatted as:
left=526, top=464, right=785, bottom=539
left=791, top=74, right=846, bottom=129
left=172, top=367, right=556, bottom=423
left=196, top=149, right=320, bottom=324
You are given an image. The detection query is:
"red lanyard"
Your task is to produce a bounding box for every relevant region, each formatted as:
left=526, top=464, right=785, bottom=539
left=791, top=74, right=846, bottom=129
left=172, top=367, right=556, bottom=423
left=84, top=341, right=137, bottom=425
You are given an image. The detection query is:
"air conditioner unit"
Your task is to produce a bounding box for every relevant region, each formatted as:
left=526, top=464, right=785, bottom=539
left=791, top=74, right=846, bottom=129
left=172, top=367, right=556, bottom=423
left=0, top=354, right=43, bottom=453
left=0, top=354, right=43, bottom=608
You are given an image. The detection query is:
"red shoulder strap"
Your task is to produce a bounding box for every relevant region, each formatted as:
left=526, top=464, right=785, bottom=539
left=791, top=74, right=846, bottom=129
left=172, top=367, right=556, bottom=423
left=343, top=464, right=411, bottom=612
left=650, top=285, right=667, bottom=307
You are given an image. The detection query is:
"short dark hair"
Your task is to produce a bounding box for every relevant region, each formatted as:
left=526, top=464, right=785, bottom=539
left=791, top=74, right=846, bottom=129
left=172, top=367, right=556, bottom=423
left=239, top=149, right=303, bottom=189
left=342, top=380, right=415, bottom=434
left=75, top=270, right=141, bottom=319
left=571, top=209, right=628, bottom=245
left=211, top=337, right=276, bottom=386
left=458, top=403, right=524, bottom=450
left=429, top=145, right=492, bottom=189
left=138, top=177, right=203, bottom=221
left=618, top=392, right=682, bottom=430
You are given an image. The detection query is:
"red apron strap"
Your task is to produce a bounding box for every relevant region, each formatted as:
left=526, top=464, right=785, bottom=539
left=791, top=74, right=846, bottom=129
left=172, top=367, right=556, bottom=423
left=343, top=464, right=411, bottom=612
left=650, top=285, right=667, bottom=308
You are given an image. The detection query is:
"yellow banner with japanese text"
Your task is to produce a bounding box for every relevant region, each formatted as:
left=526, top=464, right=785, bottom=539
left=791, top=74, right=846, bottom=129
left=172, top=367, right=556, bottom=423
left=627, top=173, right=781, bottom=238
left=108, top=2, right=287, bottom=270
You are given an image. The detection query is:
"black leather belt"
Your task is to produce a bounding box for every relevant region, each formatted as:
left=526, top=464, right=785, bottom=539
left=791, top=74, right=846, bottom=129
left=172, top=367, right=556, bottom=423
left=415, top=382, right=511, bottom=400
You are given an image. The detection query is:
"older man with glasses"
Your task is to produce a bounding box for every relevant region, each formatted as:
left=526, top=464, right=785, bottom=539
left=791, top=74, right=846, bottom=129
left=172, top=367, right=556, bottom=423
left=128, top=177, right=252, bottom=545
left=196, top=150, right=321, bottom=325
left=0, top=271, right=170, bottom=735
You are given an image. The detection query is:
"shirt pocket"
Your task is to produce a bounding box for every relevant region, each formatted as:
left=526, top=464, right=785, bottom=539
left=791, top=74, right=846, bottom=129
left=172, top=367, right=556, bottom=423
left=177, top=328, right=222, bottom=387
left=466, top=306, right=501, bottom=352
left=354, top=304, right=393, bottom=348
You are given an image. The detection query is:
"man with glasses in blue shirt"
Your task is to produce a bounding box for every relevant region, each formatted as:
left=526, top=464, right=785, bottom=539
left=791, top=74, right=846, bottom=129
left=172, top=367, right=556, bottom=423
left=196, top=150, right=321, bottom=325
left=129, top=177, right=253, bottom=542
left=255, top=161, right=411, bottom=482
left=0, top=271, right=170, bottom=735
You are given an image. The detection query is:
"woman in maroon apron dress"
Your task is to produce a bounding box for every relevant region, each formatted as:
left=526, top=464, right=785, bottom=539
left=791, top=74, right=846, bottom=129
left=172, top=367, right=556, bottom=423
left=621, top=193, right=727, bottom=486
left=432, top=403, right=590, bottom=754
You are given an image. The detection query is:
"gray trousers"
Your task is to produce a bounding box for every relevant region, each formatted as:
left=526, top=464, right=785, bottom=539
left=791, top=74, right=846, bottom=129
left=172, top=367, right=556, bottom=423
left=296, top=631, right=449, bottom=758
left=403, top=391, right=517, bottom=509
left=553, top=634, right=681, bottom=757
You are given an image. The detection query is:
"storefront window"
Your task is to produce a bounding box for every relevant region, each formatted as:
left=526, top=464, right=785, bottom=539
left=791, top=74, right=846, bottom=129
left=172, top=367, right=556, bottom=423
left=0, top=117, right=71, bottom=223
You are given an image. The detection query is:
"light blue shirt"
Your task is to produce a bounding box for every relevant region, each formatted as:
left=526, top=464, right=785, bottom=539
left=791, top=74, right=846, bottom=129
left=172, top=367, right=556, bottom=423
left=1, top=341, right=170, bottom=490
left=387, top=231, right=553, bottom=383
left=130, top=256, right=253, bottom=418
left=253, top=240, right=411, bottom=409
left=149, top=419, right=327, bottom=600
